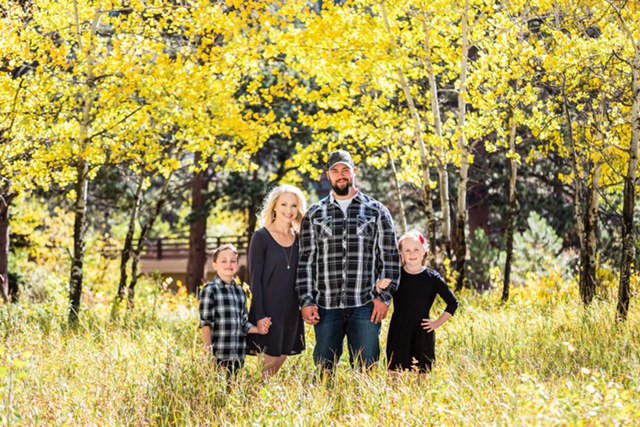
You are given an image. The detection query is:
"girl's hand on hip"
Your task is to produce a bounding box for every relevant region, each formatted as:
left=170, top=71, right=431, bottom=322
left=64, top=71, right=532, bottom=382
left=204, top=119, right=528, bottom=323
left=421, top=318, right=438, bottom=332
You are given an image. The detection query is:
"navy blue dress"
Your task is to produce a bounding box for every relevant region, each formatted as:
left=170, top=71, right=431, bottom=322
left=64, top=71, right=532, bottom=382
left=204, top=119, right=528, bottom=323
left=247, top=228, right=305, bottom=356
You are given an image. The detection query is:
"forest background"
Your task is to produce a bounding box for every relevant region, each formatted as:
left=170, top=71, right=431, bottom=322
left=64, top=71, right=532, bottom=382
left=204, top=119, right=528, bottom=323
left=1, top=0, right=639, bottom=424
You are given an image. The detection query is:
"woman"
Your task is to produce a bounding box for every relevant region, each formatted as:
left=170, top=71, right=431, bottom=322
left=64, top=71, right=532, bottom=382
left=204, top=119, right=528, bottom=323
left=247, top=184, right=306, bottom=378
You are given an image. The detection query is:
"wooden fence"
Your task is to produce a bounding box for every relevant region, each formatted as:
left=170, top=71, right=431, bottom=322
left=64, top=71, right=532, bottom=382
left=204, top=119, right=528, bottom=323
left=139, top=235, right=249, bottom=260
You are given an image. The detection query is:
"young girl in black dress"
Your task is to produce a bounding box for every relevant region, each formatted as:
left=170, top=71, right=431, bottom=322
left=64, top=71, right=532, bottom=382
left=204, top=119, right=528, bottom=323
left=380, top=230, right=458, bottom=373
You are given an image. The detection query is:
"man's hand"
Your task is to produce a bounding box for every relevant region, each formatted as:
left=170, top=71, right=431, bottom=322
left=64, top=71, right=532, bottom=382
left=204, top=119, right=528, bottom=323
left=301, top=305, right=320, bottom=325
left=370, top=298, right=389, bottom=324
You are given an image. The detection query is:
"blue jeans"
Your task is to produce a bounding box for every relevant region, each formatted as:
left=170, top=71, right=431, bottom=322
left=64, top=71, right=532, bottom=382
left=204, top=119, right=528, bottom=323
left=313, top=302, right=381, bottom=370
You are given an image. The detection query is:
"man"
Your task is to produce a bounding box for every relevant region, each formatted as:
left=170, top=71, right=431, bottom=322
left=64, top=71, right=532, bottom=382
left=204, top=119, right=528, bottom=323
left=296, top=150, right=400, bottom=370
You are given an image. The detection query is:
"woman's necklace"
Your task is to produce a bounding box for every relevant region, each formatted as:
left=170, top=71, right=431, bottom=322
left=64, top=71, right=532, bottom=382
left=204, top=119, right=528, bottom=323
left=281, top=243, right=293, bottom=270
left=269, top=226, right=294, bottom=269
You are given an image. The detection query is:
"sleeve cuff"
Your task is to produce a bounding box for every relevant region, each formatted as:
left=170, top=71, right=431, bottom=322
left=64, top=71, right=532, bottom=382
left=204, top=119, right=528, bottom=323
left=380, top=296, right=392, bottom=305
left=244, top=322, right=255, bottom=334
left=300, top=297, right=316, bottom=309
left=373, top=290, right=392, bottom=305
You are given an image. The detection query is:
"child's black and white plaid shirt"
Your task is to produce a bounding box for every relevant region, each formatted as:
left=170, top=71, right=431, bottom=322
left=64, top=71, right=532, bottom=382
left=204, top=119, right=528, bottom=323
left=199, top=277, right=254, bottom=362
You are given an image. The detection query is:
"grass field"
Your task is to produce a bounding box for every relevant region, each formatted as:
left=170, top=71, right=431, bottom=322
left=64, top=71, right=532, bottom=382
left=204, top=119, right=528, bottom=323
left=1, top=275, right=639, bottom=426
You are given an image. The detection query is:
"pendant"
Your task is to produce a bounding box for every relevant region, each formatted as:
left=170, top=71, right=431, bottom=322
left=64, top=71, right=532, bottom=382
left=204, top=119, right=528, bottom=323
left=287, top=265, right=290, bottom=270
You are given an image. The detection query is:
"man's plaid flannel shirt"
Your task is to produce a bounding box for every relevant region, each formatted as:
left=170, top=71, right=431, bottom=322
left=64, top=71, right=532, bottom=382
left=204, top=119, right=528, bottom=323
left=296, top=191, right=401, bottom=309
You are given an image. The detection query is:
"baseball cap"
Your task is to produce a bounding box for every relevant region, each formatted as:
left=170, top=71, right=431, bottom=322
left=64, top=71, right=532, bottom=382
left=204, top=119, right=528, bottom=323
left=327, top=150, right=355, bottom=170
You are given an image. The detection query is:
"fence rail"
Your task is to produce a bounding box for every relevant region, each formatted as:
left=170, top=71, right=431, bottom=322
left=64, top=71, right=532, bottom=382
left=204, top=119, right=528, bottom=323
left=102, top=235, right=249, bottom=260
left=142, top=235, right=249, bottom=259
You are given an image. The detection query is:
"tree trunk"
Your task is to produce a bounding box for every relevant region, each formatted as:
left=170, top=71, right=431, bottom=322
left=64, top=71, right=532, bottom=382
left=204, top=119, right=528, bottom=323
left=0, top=79, right=24, bottom=303
left=437, top=166, right=451, bottom=257
left=247, top=205, right=258, bottom=248
left=617, top=175, right=636, bottom=320
left=186, top=152, right=209, bottom=295
left=618, top=47, right=640, bottom=321
left=562, top=77, right=594, bottom=304
left=127, top=174, right=173, bottom=309
left=69, top=160, right=89, bottom=325
left=397, top=66, right=436, bottom=258
left=127, top=254, right=141, bottom=310
left=112, top=176, right=144, bottom=317
left=502, top=117, right=518, bottom=302
left=380, top=1, right=436, bottom=260
left=1, top=195, right=10, bottom=302
left=424, top=181, right=437, bottom=265
left=563, top=72, right=603, bottom=306
left=68, top=2, right=100, bottom=325
left=0, top=184, right=16, bottom=303
left=422, top=14, right=452, bottom=258
left=455, top=0, right=470, bottom=291
left=398, top=59, right=437, bottom=258
left=386, top=146, right=408, bottom=234
left=561, top=79, right=586, bottom=253
left=580, top=163, right=601, bottom=305
left=247, top=169, right=260, bottom=240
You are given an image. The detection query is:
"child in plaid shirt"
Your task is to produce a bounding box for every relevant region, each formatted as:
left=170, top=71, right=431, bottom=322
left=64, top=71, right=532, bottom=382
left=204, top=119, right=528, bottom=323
left=199, top=244, right=270, bottom=374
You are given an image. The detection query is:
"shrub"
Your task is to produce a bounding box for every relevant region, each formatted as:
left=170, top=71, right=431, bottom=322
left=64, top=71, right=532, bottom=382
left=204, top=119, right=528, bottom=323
left=466, top=228, right=500, bottom=290
left=498, top=211, right=576, bottom=288
left=467, top=212, right=578, bottom=300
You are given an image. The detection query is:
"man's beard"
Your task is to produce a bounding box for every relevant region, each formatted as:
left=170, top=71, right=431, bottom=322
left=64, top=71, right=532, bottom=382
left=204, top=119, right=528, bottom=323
left=331, top=178, right=352, bottom=196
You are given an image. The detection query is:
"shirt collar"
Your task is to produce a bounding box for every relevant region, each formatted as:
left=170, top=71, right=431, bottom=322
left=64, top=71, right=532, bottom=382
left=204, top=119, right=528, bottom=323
left=328, top=189, right=363, bottom=205
left=214, top=276, right=236, bottom=286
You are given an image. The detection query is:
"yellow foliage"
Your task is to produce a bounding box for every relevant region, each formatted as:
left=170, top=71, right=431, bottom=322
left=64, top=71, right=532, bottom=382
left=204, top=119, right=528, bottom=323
left=596, top=265, right=620, bottom=300
left=3, top=1, right=640, bottom=331
left=510, top=267, right=578, bottom=306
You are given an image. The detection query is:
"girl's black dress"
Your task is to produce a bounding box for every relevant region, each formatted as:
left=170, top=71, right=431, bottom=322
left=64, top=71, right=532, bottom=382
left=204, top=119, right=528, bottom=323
left=386, top=268, right=458, bottom=372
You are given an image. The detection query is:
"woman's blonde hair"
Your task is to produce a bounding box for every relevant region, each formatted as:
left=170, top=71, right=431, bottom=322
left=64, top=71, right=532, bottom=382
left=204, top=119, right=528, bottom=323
left=259, top=184, right=307, bottom=231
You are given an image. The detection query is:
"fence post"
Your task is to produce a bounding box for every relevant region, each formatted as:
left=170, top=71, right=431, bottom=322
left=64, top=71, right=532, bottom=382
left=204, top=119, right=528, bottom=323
left=157, top=238, right=163, bottom=260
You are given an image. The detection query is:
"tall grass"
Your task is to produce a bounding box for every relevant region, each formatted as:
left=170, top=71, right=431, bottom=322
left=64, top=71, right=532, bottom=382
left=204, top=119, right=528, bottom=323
left=1, top=280, right=639, bottom=425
